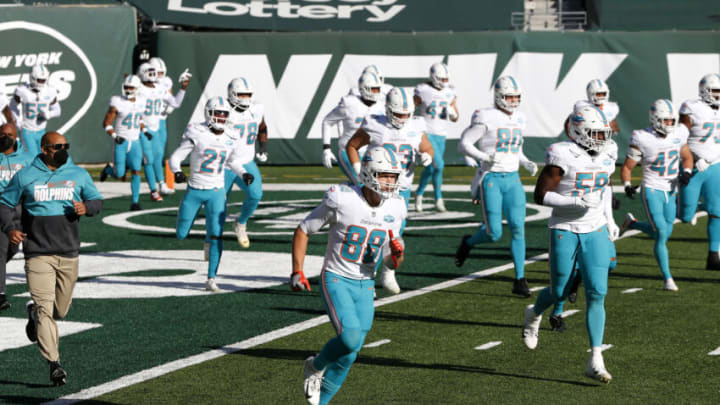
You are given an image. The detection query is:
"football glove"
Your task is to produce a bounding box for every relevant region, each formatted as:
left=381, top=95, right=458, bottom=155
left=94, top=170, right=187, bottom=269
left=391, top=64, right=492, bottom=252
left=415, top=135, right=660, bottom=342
left=255, top=152, right=268, bottom=163
left=521, top=160, right=538, bottom=176
left=322, top=147, right=337, bottom=169
left=174, top=171, right=187, bottom=183
left=291, top=271, right=311, bottom=291
left=678, top=169, right=692, bottom=187
left=463, top=156, right=478, bottom=168
left=114, top=136, right=125, bottom=145
left=178, top=68, right=192, bottom=84
left=242, top=173, right=254, bottom=186
left=607, top=222, right=620, bottom=242
left=419, top=152, right=433, bottom=167
left=143, top=131, right=153, bottom=141
left=696, top=159, right=710, bottom=172
left=624, top=183, right=639, bottom=199
left=388, top=230, right=403, bottom=268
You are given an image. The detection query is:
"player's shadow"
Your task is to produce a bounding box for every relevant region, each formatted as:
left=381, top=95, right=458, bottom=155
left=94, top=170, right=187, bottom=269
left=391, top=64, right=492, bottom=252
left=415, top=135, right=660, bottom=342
left=611, top=271, right=719, bottom=284
left=373, top=310, right=519, bottom=330
left=0, top=379, right=53, bottom=389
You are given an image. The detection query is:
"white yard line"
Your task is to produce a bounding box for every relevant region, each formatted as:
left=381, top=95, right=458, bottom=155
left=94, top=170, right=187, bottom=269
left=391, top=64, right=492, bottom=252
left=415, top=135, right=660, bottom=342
left=621, top=288, right=643, bottom=294
left=474, top=341, right=503, bottom=350
left=529, top=286, right=545, bottom=292
left=708, top=347, right=720, bottom=356
left=560, top=309, right=580, bottom=318
left=363, top=339, right=392, bottom=348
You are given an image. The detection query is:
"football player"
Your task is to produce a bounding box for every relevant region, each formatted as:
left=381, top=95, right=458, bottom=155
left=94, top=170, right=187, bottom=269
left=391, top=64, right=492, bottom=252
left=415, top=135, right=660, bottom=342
left=224, top=77, right=267, bottom=249
left=523, top=105, right=618, bottom=384
left=0, top=93, right=14, bottom=126
left=100, top=75, right=148, bottom=211
left=321, top=71, right=384, bottom=183
left=10, top=64, right=61, bottom=156
left=678, top=73, right=720, bottom=269
left=169, top=97, right=253, bottom=292
left=414, top=62, right=459, bottom=213
left=454, top=76, right=538, bottom=297
left=565, top=79, right=621, bottom=136
left=137, top=62, right=190, bottom=202
left=291, top=146, right=406, bottom=405
left=346, top=87, right=434, bottom=294
left=348, top=64, right=393, bottom=98
left=149, top=57, right=192, bottom=196
left=619, top=99, right=691, bottom=291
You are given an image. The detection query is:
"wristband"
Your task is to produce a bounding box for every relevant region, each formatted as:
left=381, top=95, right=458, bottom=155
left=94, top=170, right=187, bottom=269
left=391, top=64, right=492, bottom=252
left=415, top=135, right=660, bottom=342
left=623, top=181, right=631, bottom=188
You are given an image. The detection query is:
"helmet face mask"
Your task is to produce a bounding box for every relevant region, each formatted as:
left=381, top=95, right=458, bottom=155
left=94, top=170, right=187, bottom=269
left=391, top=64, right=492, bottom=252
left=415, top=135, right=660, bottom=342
left=699, top=73, right=720, bottom=106
left=570, top=106, right=612, bottom=154
left=358, top=72, right=382, bottom=103
left=430, top=62, right=450, bottom=90
left=586, top=79, right=610, bottom=106
left=649, top=99, right=677, bottom=136
left=30, top=64, right=50, bottom=90
left=204, top=97, right=231, bottom=131
left=122, top=75, right=142, bottom=99
left=359, top=147, right=402, bottom=200
left=227, top=77, right=253, bottom=111
left=385, top=87, right=413, bottom=129
left=138, top=63, right=158, bottom=83
left=494, top=76, right=522, bottom=113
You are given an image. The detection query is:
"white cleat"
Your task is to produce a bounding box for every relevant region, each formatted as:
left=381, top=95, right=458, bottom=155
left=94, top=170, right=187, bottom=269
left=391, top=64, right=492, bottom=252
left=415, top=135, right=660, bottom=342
left=664, top=277, right=679, bottom=291
left=234, top=222, right=250, bottom=248
left=303, top=356, right=325, bottom=405
left=619, top=213, right=636, bottom=237
left=203, top=242, right=209, bottom=262
left=380, top=267, right=401, bottom=294
left=585, top=353, right=612, bottom=383
left=690, top=213, right=698, bottom=226
left=435, top=198, right=447, bottom=212
left=415, top=195, right=424, bottom=212
left=159, top=182, right=175, bottom=195
left=205, top=278, right=221, bottom=292
left=522, top=304, right=542, bottom=349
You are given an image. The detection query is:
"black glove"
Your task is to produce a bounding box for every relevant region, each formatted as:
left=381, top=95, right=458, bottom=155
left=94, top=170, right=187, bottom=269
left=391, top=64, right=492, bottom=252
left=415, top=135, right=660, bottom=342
left=624, top=184, right=639, bottom=199
left=114, top=137, right=126, bottom=145
left=144, top=131, right=153, bottom=141
left=242, top=173, right=254, bottom=186
left=678, top=169, right=692, bottom=187
left=612, top=196, right=621, bottom=210
left=174, top=171, right=187, bottom=183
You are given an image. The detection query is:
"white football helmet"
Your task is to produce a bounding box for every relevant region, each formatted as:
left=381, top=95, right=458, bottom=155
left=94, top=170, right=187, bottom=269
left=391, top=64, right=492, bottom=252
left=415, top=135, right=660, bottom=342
left=430, top=62, right=450, bottom=89
left=699, top=73, right=720, bottom=106
left=137, top=63, right=157, bottom=83
left=359, top=146, right=402, bottom=200
left=362, top=65, right=384, bottom=85
left=29, top=64, right=50, bottom=90
left=569, top=105, right=612, bottom=153
left=358, top=72, right=382, bottom=103
left=204, top=96, right=230, bottom=131
left=586, top=79, right=610, bottom=106
left=122, top=75, right=142, bottom=99
left=494, top=76, right=522, bottom=112
left=649, top=99, right=678, bottom=136
left=149, top=57, right=167, bottom=78
left=385, top=87, right=413, bottom=129
left=227, top=77, right=253, bottom=111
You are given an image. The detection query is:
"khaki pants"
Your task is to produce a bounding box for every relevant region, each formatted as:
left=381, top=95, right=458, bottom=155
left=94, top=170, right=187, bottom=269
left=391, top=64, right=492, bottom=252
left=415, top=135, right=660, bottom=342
left=25, top=255, right=79, bottom=362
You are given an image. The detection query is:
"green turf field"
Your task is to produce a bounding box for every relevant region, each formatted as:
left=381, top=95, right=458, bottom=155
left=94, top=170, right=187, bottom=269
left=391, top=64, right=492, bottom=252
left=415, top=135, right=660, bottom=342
left=0, top=166, right=717, bottom=405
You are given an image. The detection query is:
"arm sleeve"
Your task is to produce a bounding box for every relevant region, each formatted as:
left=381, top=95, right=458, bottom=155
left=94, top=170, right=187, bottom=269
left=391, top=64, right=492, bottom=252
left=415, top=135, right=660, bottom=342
left=542, top=191, right=578, bottom=208
left=46, top=100, right=61, bottom=119
left=300, top=188, right=337, bottom=235
left=168, top=134, right=195, bottom=173
left=518, top=149, right=531, bottom=165
left=321, top=104, right=345, bottom=145
left=603, top=186, right=614, bottom=225
left=226, top=154, right=247, bottom=177
left=165, top=89, right=186, bottom=109
left=458, top=124, right=491, bottom=162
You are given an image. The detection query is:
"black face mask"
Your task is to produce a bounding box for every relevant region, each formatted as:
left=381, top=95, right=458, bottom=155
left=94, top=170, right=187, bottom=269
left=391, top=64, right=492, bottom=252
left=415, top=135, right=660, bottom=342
left=0, top=137, right=14, bottom=152
left=46, top=149, right=69, bottom=166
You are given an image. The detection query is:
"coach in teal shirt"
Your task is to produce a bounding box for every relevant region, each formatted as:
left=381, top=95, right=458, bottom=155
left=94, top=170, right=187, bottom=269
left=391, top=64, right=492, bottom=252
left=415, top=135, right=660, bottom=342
left=0, top=131, right=102, bottom=386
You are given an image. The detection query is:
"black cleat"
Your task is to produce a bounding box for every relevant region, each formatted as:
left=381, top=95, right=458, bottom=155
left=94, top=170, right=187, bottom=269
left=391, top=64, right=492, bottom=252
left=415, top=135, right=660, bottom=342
left=568, top=271, right=582, bottom=303
left=549, top=315, right=567, bottom=332
left=706, top=251, right=720, bottom=270
left=0, top=294, right=9, bottom=311
left=454, top=235, right=472, bottom=267
left=129, top=203, right=142, bottom=211
left=100, top=163, right=113, bottom=182
left=25, top=301, right=37, bottom=342
left=49, top=361, right=67, bottom=386
left=512, top=277, right=531, bottom=298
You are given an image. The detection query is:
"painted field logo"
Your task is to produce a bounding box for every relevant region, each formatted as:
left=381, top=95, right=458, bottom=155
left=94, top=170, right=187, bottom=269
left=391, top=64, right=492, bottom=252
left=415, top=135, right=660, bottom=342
left=0, top=21, right=96, bottom=134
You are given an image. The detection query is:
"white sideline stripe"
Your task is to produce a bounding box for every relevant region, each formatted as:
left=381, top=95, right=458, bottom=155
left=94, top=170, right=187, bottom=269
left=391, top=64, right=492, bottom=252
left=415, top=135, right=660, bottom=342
left=621, top=288, right=643, bottom=294
left=708, top=347, right=720, bottom=356
left=47, top=253, right=548, bottom=404
left=529, top=286, right=545, bottom=292
left=474, top=341, right=503, bottom=350
left=363, top=339, right=391, bottom=348
left=560, top=309, right=580, bottom=318
left=586, top=344, right=614, bottom=353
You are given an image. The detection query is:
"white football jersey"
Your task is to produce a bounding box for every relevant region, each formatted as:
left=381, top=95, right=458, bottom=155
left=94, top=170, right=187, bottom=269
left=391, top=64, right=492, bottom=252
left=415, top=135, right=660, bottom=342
left=414, top=82, right=456, bottom=136
left=545, top=140, right=617, bottom=233
left=469, top=107, right=527, bottom=172
left=137, top=84, right=184, bottom=131
left=109, top=96, right=146, bottom=141
left=348, top=83, right=393, bottom=99
left=14, top=84, right=59, bottom=131
left=629, top=126, right=689, bottom=192
left=574, top=100, right=619, bottom=122
left=680, top=99, right=720, bottom=163
left=168, top=122, right=245, bottom=190
left=362, top=115, right=426, bottom=191
left=157, top=76, right=173, bottom=119
left=300, top=184, right=406, bottom=280
left=323, top=94, right=384, bottom=151
left=228, top=104, right=265, bottom=164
